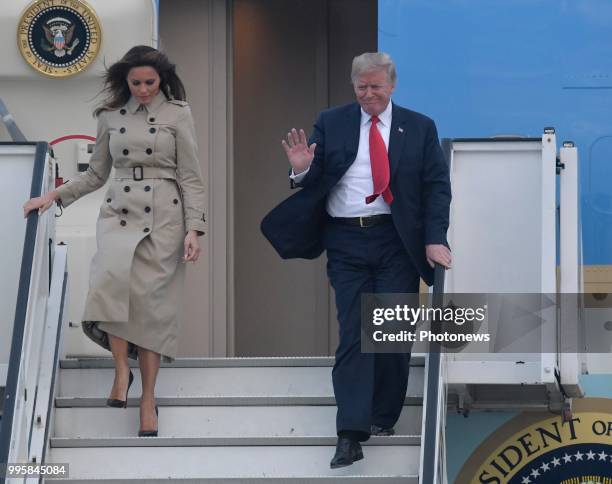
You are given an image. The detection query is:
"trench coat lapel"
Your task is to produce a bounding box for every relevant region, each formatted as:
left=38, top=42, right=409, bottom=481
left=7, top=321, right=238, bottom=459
left=144, top=92, right=168, bottom=114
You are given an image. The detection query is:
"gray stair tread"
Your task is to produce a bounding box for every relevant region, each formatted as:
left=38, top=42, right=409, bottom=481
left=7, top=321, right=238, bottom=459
left=52, top=478, right=418, bottom=483
left=55, top=396, right=424, bottom=407
left=50, top=435, right=420, bottom=447
left=53, top=406, right=423, bottom=438
left=48, top=446, right=421, bottom=479
left=60, top=355, right=426, bottom=369
left=58, top=366, right=425, bottom=398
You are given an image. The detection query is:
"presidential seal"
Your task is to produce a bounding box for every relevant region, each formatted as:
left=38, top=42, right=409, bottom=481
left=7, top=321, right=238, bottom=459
left=17, top=0, right=102, bottom=78
left=456, top=398, right=612, bottom=484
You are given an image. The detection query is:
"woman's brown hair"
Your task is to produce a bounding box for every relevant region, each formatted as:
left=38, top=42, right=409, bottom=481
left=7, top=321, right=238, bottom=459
left=94, top=45, right=186, bottom=116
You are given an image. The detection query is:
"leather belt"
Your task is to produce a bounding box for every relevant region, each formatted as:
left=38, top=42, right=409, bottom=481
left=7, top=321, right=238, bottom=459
left=113, top=166, right=176, bottom=181
left=329, top=214, right=392, bottom=228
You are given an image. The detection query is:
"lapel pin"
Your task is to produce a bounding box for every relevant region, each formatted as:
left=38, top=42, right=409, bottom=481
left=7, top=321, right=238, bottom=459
left=398, top=127, right=404, bottom=133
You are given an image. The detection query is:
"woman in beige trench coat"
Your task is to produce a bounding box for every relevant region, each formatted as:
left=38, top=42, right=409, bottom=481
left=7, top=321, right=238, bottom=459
left=24, top=46, right=206, bottom=437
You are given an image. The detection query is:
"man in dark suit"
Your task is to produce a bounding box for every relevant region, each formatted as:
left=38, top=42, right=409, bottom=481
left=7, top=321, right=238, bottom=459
left=261, top=52, right=451, bottom=468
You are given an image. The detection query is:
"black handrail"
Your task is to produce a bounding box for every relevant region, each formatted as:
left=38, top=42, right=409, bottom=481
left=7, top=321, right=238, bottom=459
left=0, top=142, right=48, bottom=467
left=420, top=263, right=446, bottom=484
left=420, top=137, right=450, bottom=483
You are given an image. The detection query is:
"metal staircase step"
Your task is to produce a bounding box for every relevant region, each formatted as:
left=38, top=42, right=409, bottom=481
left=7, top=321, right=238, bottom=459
left=47, top=445, right=421, bottom=480
left=57, top=366, right=425, bottom=399
left=49, top=478, right=418, bottom=483
left=51, top=435, right=421, bottom=447
left=55, top=395, right=424, bottom=407
left=59, top=355, right=425, bottom=369
left=51, top=358, right=426, bottom=482
left=53, top=405, right=423, bottom=439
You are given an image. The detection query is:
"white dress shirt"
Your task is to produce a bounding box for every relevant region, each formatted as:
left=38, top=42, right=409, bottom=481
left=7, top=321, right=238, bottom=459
left=291, top=101, right=393, bottom=217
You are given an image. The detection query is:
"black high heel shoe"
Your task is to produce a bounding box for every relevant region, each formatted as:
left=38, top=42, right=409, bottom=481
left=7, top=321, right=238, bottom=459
left=138, top=405, right=159, bottom=437
left=106, top=369, right=134, bottom=408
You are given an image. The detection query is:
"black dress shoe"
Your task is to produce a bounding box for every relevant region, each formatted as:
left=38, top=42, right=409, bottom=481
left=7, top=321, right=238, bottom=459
left=138, top=405, right=159, bottom=437
left=371, top=424, right=395, bottom=436
left=106, top=370, right=134, bottom=408
left=330, top=436, right=364, bottom=469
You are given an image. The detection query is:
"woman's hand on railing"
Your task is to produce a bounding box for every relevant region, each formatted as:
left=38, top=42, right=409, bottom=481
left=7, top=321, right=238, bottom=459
left=23, top=190, right=59, bottom=217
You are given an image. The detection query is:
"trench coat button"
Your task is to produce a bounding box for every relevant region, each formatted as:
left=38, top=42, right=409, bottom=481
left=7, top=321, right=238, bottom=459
left=145, top=206, right=151, bottom=213
left=149, top=127, right=156, bottom=134
left=120, top=127, right=126, bottom=134
left=144, top=227, right=150, bottom=233
left=120, top=109, right=126, bottom=115
left=122, top=208, right=128, bottom=214
left=144, top=185, right=151, bottom=192
left=106, top=198, right=111, bottom=203
left=120, top=220, right=127, bottom=226
left=146, top=148, right=153, bottom=155
left=173, top=198, right=179, bottom=204
left=149, top=117, right=155, bottom=122
left=123, top=149, right=129, bottom=155
left=124, top=186, right=130, bottom=192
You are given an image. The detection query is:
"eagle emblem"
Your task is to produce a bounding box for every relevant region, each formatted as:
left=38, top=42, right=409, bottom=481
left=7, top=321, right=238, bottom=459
left=41, top=18, right=79, bottom=58
left=17, top=0, right=102, bottom=78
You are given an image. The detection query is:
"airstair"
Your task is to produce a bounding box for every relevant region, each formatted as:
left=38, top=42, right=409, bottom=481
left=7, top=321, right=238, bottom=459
left=1, top=141, right=444, bottom=483
left=0, top=128, right=587, bottom=483
left=47, top=356, right=424, bottom=482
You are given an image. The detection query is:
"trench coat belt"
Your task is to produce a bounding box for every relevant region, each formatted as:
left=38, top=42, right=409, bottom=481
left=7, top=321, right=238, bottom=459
left=113, top=166, right=177, bottom=180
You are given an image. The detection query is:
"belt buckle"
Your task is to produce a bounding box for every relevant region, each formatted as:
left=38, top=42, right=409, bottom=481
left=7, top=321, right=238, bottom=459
left=133, top=165, right=144, bottom=181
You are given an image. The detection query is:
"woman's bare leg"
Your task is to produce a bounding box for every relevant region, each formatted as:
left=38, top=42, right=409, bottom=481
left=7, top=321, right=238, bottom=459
left=138, top=347, right=160, bottom=431
left=108, top=334, right=131, bottom=401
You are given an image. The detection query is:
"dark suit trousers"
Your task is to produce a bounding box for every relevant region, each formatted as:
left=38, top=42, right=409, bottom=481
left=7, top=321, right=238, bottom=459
left=324, top=219, right=420, bottom=441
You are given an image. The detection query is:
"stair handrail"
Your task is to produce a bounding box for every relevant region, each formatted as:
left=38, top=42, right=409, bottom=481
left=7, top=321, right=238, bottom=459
left=419, top=263, right=448, bottom=483
left=0, top=142, right=66, bottom=473
left=417, top=137, right=452, bottom=483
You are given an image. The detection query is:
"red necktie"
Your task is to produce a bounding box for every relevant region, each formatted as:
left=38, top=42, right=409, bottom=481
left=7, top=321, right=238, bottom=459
left=366, top=116, right=393, bottom=205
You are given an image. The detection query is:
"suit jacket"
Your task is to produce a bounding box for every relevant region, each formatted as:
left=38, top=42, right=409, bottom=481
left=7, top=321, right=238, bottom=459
left=261, top=102, right=451, bottom=286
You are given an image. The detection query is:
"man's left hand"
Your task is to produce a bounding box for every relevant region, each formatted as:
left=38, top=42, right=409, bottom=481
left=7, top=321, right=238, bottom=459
left=425, top=244, right=452, bottom=269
